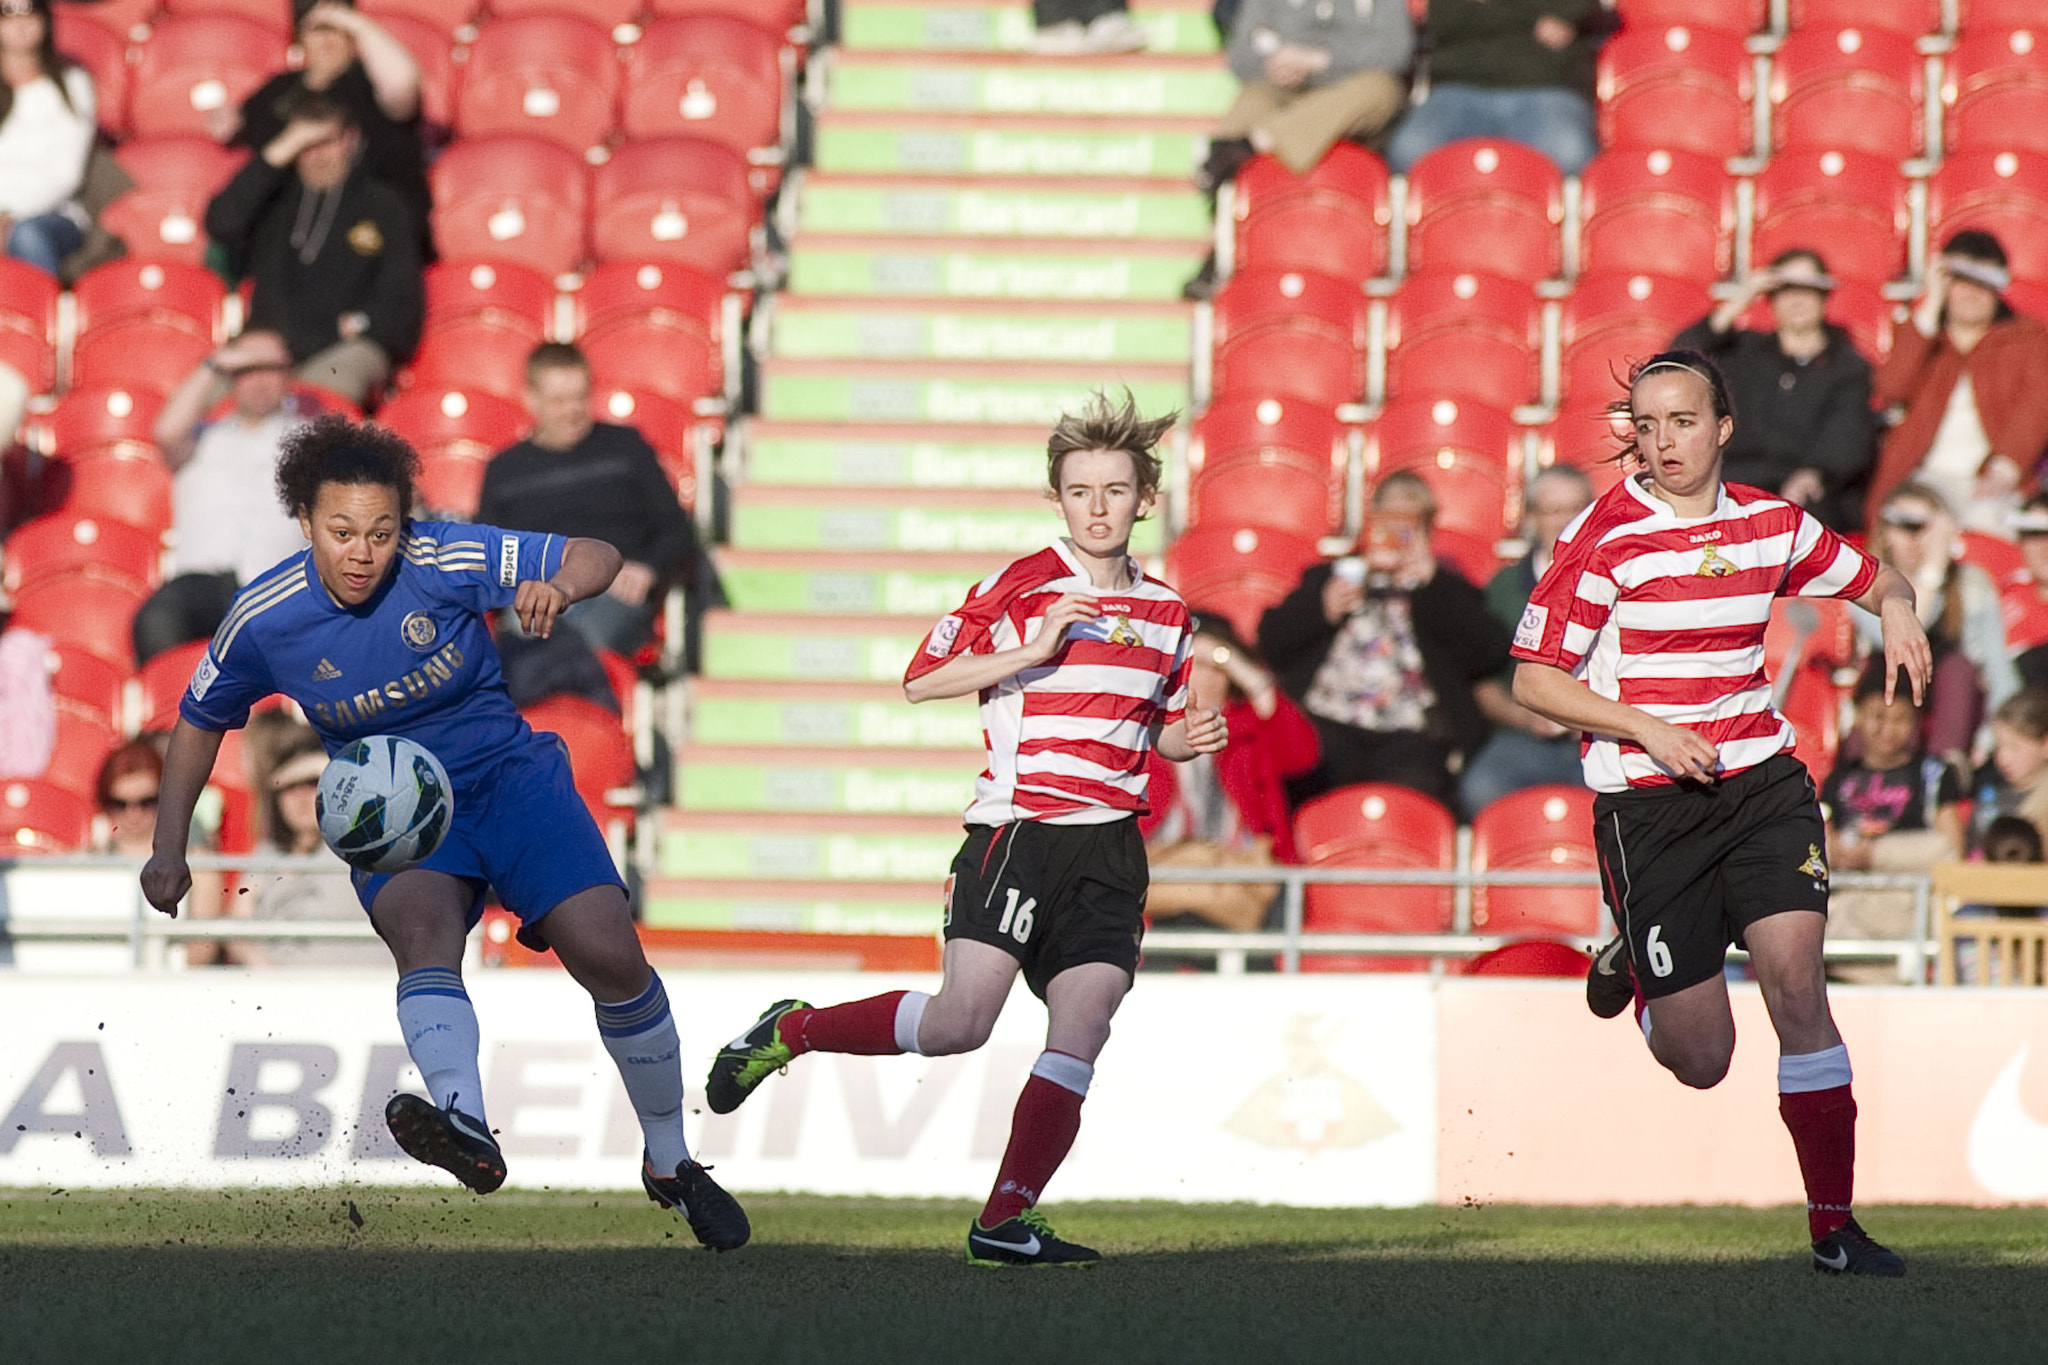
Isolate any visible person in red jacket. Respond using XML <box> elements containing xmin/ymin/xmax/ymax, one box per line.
<box><xmin>1868</xmin><ymin>229</ymin><xmax>2048</xmax><ymax>536</ymax></box>
<box><xmin>1142</xmin><ymin>611</ymin><xmax>1320</xmax><ymax>881</ymax></box>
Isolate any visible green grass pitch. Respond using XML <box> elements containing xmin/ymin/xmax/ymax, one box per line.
<box><xmin>3</xmin><ymin>1192</ymin><xmax>2045</xmax><ymax>1363</ymax></box>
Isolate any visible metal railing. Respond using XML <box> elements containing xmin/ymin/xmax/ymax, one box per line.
<box><xmin>1</xmin><ymin>854</ymin><xmax>1938</xmax><ymax>981</ymax></box>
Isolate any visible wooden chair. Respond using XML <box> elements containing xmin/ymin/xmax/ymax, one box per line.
<box><xmin>1933</xmin><ymin>863</ymin><xmax>2048</xmax><ymax>986</ymax></box>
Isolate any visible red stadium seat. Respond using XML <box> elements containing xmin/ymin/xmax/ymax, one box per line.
<box><xmin>1469</xmin><ymin>784</ymin><xmax>1602</xmax><ymax>937</ymax></box>
<box><xmin>1770</xmin><ymin>28</ymin><xmax>1925</xmax><ymax>160</ymax></box>
<box><xmin>1189</xmin><ymin>458</ymin><xmax>1340</xmax><ymax>540</ymax></box>
<box><xmin>520</xmin><ymin>694</ymin><xmax>637</xmax><ymax>826</ymax></box>
<box><xmin>1164</xmin><ymin>523</ymin><xmax>1323</xmax><ymax>642</ymax></box>
<box><xmin>374</xmin><ymin>385</ymin><xmax>528</xmax><ymax>473</ymax></box>
<box><xmin>0</xmin><ymin>256</ymin><xmax>59</xmax><ymax>395</ymax></box>
<box><xmin>415</xmin><ymin>450</ymin><xmax>491</xmax><ymax>518</ymax></box>
<box><xmin>57</xmin><ymin>0</ymin><xmax>157</xmax><ymax>36</ymax></box>
<box><xmin>454</xmin><ymin>15</ymin><xmax>619</xmax><ymax>154</ymax></box>
<box><xmin>1752</xmin><ymin>149</ymin><xmax>1911</xmax><ymax>287</ymax></box>
<box><xmin>407</xmin><ymin>314</ymin><xmax>547</xmax><ymax>402</ymax></box>
<box><xmin>1597</xmin><ymin>26</ymin><xmax>1757</xmax><ymax>160</ymax></box>
<box><xmin>158</xmin><ymin>0</ymin><xmax>293</xmax><ymax>31</ymax></box>
<box><xmin>1363</xmin><ymin>397</ymin><xmax>1523</xmax><ymax>546</ymax></box>
<box><xmin>70</xmin><ymin>314</ymin><xmax>215</xmax><ymax>396</ymax></box>
<box><xmin>1961</xmin><ymin>528</ymin><xmax>2027</xmax><ymax>584</ymax></box>
<box><xmin>71</xmin><ymin>257</ymin><xmax>225</xmax><ymax>340</ymax></box>
<box><xmin>10</xmin><ymin>570</ymin><xmax>148</xmax><ymax>671</ymax></box>
<box><xmin>1403</xmin><ymin>139</ymin><xmax>1563</xmax><ymax>282</ymax></box>
<box><xmin>1381</xmin><ymin>270</ymin><xmax>1540</xmax><ymax>411</ymax></box>
<box><xmin>1576</xmin><ymin>147</ymin><xmax>1735</xmax><ymax>283</ymax></box>
<box><xmin>428</xmin><ymin>136</ymin><xmax>590</xmax><ymax>279</ymax></box>
<box><xmin>648</xmin><ymin>0</ymin><xmax>809</xmax><ymax>30</ymax></box>
<box><xmin>41</xmin><ymin>707</ymin><xmax>120</xmax><ymax>799</ymax></box>
<box><xmin>1957</xmin><ymin>0</ymin><xmax>2048</xmax><ymax>28</ymax></box>
<box><xmin>1945</xmin><ymin>28</ymin><xmax>2048</xmax><ymax>157</ymax></box>
<box><xmin>572</xmin><ymin>259</ymin><xmax>728</xmax><ymax>335</ymax></box>
<box><xmin>136</xmin><ymin>640</ymin><xmax>211</xmax><ymax>733</ymax></box>
<box><xmin>1736</xmin><ymin>278</ymin><xmax>1898</xmax><ymax>365</ymax></box>
<box><xmin>1557</xmin><ymin>271</ymin><xmax>1712</xmax><ymax>406</ymax></box>
<box><xmin>580</xmin><ymin>316</ymin><xmax>722</xmax><ymax>407</ymax></box>
<box><xmin>101</xmin><ymin>137</ymin><xmax>245</xmax><ymax>267</ymax></box>
<box><xmin>1190</xmin><ymin>393</ymin><xmax>1347</xmax><ymax>476</ymax></box>
<box><xmin>1538</xmin><ymin>402</ymin><xmax>1634</xmax><ymax>490</ymax></box>
<box><xmin>1210</xmin><ymin>268</ymin><xmax>1367</xmax><ymax>407</ymax></box>
<box><xmin>51</xmin><ymin>5</ymin><xmax>132</xmax><ymax>138</ymax></box>
<box><xmin>1763</xmin><ymin>596</ymin><xmax>1856</xmax><ymax>687</ymax></box>
<box><xmin>423</xmin><ymin>258</ymin><xmax>557</xmax><ymax>335</ymax></box>
<box><xmin>1</xmin><ymin>513</ymin><xmax>161</xmax><ymax>597</ymax></box>
<box><xmin>357</xmin><ymin>0</ymin><xmax>478</xmax><ymax>34</ymax></box>
<box><xmin>1295</xmin><ymin>783</ymin><xmax>1458</xmax><ymax>971</ymax></box>
<box><xmin>374</xmin><ymin>12</ymin><xmax>463</xmax><ymax>134</ymax></box>
<box><xmin>1231</xmin><ymin>143</ymin><xmax>1392</xmax><ymax>284</ymax></box>
<box><xmin>32</xmin><ymin>386</ymin><xmax>165</xmax><ymax>462</ymax></box>
<box><xmin>1927</xmin><ymin>151</ymin><xmax>2048</xmax><ymax>286</ymax></box>
<box><xmin>128</xmin><ymin>15</ymin><xmax>286</xmax><ymax>140</ymax></box>
<box><xmin>1461</xmin><ymin>940</ymin><xmax>1596</xmax><ymax>977</ymax></box>
<box><xmin>493</xmin><ymin>0</ymin><xmax>642</xmax><ymax>21</ymax></box>
<box><xmin>0</xmin><ymin>780</ymin><xmax>94</xmax><ymax>854</ymax></box>
<box><xmin>590</xmin><ymin>138</ymin><xmax>757</xmax><ymax>276</ymax></box>
<box><xmin>1779</xmin><ymin>661</ymin><xmax>1846</xmax><ymax>779</ymax></box>
<box><xmin>42</xmin><ymin>641</ymin><xmax>129</xmax><ymax>732</ymax></box>
<box><xmin>1786</xmin><ymin>0</ymin><xmax>1941</xmax><ymax>36</ymax></box>
<box><xmin>1612</xmin><ymin>0</ymin><xmax>1763</xmax><ymax>36</ymax></box>
<box><xmin>33</xmin><ymin>450</ymin><xmax>175</xmax><ymax>540</ymax></box>
<box><xmin>589</xmin><ymin>385</ymin><xmax>705</xmax><ymax>505</ymax></box>
<box><xmin>621</xmin><ymin>15</ymin><xmax>789</xmax><ymax>154</ymax></box>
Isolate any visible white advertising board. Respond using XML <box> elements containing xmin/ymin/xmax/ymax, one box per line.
<box><xmin>0</xmin><ymin>973</ymin><xmax>1436</xmax><ymax>1207</ymax></box>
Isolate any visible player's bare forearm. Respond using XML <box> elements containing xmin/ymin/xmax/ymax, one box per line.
<box><xmin>550</xmin><ymin>537</ymin><xmax>624</xmax><ymax>604</ymax></box>
<box><xmin>904</xmin><ymin>647</ymin><xmax>1047</xmax><ymax>703</ymax></box>
<box><xmin>1156</xmin><ymin>707</ymin><xmax>1228</xmax><ymax>762</ymax></box>
<box><xmin>1515</xmin><ymin>661</ymin><xmax>1718</xmax><ymax>782</ymax></box>
<box><xmin>141</xmin><ymin>720</ymin><xmax>228</xmax><ymax>916</ymax></box>
<box><xmin>1852</xmin><ymin>566</ymin><xmax>1933</xmax><ymax>704</ymax></box>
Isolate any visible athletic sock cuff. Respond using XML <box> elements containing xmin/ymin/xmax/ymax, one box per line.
<box><xmin>1779</xmin><ymin>1044</ymin><xmax>1853</xmax><ymax>1094</ymax></box>
<box><xmin>595</xmin><ymin>974</ymin><xmax>672</xmax><ymax>1038</ymax></box>
<box><xmin>894</xmin><ymin>991</ymin><xmax>931</xmax><ymax>1056</ymax></box>
<box><xmin>397</xmin><ymin>967</ymin><xmax>468</xmax><ymax>1004</ymax></box>
<box><xmin>1030</xmin><ymin>1050</ymin><xmax>1094</xmax><ymax>1097</ymax></box>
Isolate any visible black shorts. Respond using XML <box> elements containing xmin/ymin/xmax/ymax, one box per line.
<box><xmin>1592</xmin><ymin>753</ymin><xmax>1830</xmax><ymax>1000</ymax></box>
<box><xmin>943</xmin><ymin>819</ymin><xmax>1148</xmax><ymax>1000</ymax></box>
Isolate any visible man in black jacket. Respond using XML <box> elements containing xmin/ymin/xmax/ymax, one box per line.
<box><xmin>204</xmin><ymin>88</ymin><xmax>422</xmax><ymax>404</ymax></box>
<box><xmin>478</xmin><ymin>343</ymin><xmax>701</xmax><ymax>660</ymax></box>
<box><xmin>1672</xmin><ymin>249</ymin><xmax>1877</xmax><ymax>532</ymax></box>
<box><xmin>1257</xmin><ymin>472</ymin><xmax>1512</xmax><ymax>808</ymax></box>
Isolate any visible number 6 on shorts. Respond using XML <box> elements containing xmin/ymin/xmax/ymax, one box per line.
<box><xmin>1646</xmin><ymin>924</ymin><xmax>1674</xmax><ymax>978</ymax></box>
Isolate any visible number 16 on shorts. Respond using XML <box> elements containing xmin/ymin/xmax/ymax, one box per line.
<box><xmin>997</xmin><ymin>888</ymin><xmax>1036</xmax><ymax>944</ymax></box>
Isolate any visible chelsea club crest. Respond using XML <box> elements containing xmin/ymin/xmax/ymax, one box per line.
<box><xmin>401</xmin><ymin>611</ymin><xmax>438</xmax><ymax>652</ymax></box>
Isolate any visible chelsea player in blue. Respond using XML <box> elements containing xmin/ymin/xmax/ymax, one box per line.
<box><xmin>139</xmin><ymin>416</ymin><xmax>749</xmax><ymax>1250</ymax></box>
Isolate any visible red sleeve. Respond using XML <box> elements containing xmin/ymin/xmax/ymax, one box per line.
<box><xmin>902</xmin><ymin>556</ymin><xmax>1044</xmax><ymax>685</ymax></box>
<box><xmin>1781</xmin><ymin>507</ymin><xmax>1880</xmax><ymax>601</ymax></box>
<box><xmin>1237</xmin><ymin>692</ymin><xmax>1322</xmax><ymax>779</ymax></box>
<box><xmin>1507</xmin><ymin>520</ymin><xmax>1616</xmax><ymax>673</ymax></box>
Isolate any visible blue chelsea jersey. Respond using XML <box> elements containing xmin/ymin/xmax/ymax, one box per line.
<box><xmin>180</xmin><ymin>521</ymin><xmax>568</xmax><ymax>789</ymax></box>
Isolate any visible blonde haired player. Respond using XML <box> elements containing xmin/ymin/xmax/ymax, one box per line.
<box><xmin>704</xmin><ymin>391</ymin><xmax>1227</xmax><ymax>1266</ymax></box>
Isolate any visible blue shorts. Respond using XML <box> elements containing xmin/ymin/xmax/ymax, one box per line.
<box><xmin>352</xmin><ymin>733</ymin><xmax>626</xmax><ymax>940</ymax></box>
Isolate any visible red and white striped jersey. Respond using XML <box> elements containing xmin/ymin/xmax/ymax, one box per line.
<box><xmin>905</xmin><ymin>541</ymin><xmax>1193</xmax><ymax>826</ymax></box>
<box><xmin>1510</xmin><ymin>476</ymin><xmax>1879</xmax><ymax>792</ymax></box>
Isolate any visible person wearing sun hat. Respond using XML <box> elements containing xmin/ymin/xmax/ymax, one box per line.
<box><xmin>1673</xmin><ymin>247</ymin><xmax>1877</xmax><ymax>533</ymax></box>
<box><xmin>244</xmin><ymin>725</ymin><xmax>390</xmax><ymax>968</ymax></box>
<box><xmin>1869</xmin><ymin>228</ymin><xmax>2048</xmax><ymax>536</ymax></box>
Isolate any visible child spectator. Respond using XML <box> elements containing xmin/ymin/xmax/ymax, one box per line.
<box><xmin>1970</xmin><ymin>687</ymin><xmax>2048</xmax><ymax>856</ymax></box>
<box><xmin>2001</xmin><ymin>493</ymin><xmax>2048</xmax><ymax>689</ymax></box>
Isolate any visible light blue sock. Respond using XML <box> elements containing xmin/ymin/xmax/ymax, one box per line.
<box><xmin>396</xmin><ymin>968</ymin><xmax>486</xmax><ymax>1124</ymax></box>
<box><xmin>596</xmin><ymin>973</ymin><xmax>690</xmax><ymax>1175</ymax></box>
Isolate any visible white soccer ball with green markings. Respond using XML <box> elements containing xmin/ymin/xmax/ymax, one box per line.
<box><xmin>316</xmin><ymin>735</ymin><xmax>454</xmax><ymax>874</ymax></box>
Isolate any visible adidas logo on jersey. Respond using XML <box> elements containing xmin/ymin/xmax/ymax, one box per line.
<box><xmin>313</xmin><ymin>658</ymin><xmax>343</xmax><ymax>681</ymax></box>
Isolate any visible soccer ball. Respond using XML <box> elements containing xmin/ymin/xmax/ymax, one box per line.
<box><xmin>316</xmin><ymin>735</ymin><xmax>455</xmax><ymax>874</ymax></box>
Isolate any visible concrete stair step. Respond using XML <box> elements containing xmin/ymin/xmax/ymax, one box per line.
<box><xmin>700</xmin><ymin>610</ymin><xmax>933</xmax><ymax>681</ymax></box>
<box><xmin>676</xmin><ymin>744</ymin><xmax>978</xmax><ymax>815</ymax></box>
<box><xmin>826</xmin><ymin>50</ymin><xmax>1235</xmax><ymax>117</ymax></box>
<box><xmin>838</xmin><ymin>0</ymin><xmax>1219</xmax><ymax>55</ymax></box>
<box><xmin>814</xmin><ymin>116</ymin><xmax>1206</xmax><ymax>179</ymax></box>
<box><xmin>714</xmin><ymin>552</ymin><xmax>994</xmax><ymax>616</ymax></box>
<box><xmin>658</xmin><ymin>803</ymin><xmax>965</xmax><ymax>880</ymax></box>
<box><xmin>768</xmin><ymin>295</ymin><xmax>1193</xmax><ymax>363</ymax></box>
<box><xmin>690</xmin><ymin>678</ymin><xmax>981</xmax><ymax>749</ymax></box>
<box><xmin>640</xmin><ymin>879</ymin><xmax>941</xmax><ymax>935</ymax></box>
<box><xmin>758</xmin><ymin>357</ymin><xmax>1189</xmax><ymax>425</ymax></box>
<box><xmin>727</xmin><ymin>482</ymin><xmax>1164</xmax><ymax>555</ymax></box>
<box><xmin>787</xmin><ymin>234</ymin><xmax>1205</xmax><ymax>300</ymax></box>
<box><xmin>744</xmin><ymin>421</ymin><xmax>1050</xmax><ymax>489</ymax></box>
<box><xmin>795</xmin><ymin>175</ymin><xmax>1210</xmax><ymax>240</ymax></box>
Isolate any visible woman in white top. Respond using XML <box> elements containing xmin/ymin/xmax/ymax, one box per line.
<box><xmin>0</xmin><ymin>0</ymin><xmax>96</xmax><ymax>278</ymax></box>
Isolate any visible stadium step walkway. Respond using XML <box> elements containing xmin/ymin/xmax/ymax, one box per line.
<box><xmin>676</xmin><ymin>0</ymin><xmax>1221</xmax><ymax>935</ymax></box>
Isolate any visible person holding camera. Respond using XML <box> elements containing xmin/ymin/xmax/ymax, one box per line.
<box><xmin>1256</xmin><ymin>471</ymin><xmax>1512</xmax><ymax>808</ymax></box>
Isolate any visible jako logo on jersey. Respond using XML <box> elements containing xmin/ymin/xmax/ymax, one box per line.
<box><xmin>309</xmin><ymin>642</ymin><xmax>466</xmax><ymax>729</ymax></box>
<box><xmin>1688</xmin><ymin>530</ymin><xmax>1724</xmax><ymax>543</ymax></box>
<box><xmin>498</xmin><ymin>535</ymin><xmax>519</xmax><ymax>588</ymax></box>
<box><xmin>401</xmin><ymin>611</ymin><xmax>438</xmax><ymax>651</ymax></box>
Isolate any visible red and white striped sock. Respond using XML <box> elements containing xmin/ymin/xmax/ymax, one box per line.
<box><xmin>1778</xmin><ymin>1044</ymin><xmax>1857</xmax><ymax>1241</ymax></box>
<box><xmin>978</xmin><ymin>1051</ymin><xmax>1092</xmax><ymax>1228</ymax></box>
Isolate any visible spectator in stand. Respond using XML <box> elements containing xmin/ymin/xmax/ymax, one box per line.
<box><xmin>130</xmin><ymin>331</ymin><xmax>310</xmax><ymax>667</ymax></box>
<box><xmin>2003</xmin><ymin>494</ymin><xmax>2048</xmax><ymax>691</ymax></box>
<box><xmin>1210</xmin><ymin>0</ymin><xmax>1413</xmax><ymax>177</ymax></box>
<box><xmin>219</xmin><ymin>0</ymin><xmax>431</xmax><ymax>258</ymax></box>
<box><xmin>1258</xmin><ymin>470</ymin><xmax>1510</xmax><ymax>809</ymax></box>
<box><xmin>1385</xmin><ymin>0</ymin><xmax>1599</xmax><ymax>176</ymax></box>
<box><xmin>1970</xmin><ymin>688</ymin><xmax>2048</xmax><ymax>856</ymax></box>
<box><xmin>1461</xmin><ymin>464</ymin><xmax>1592</xmax><ymax>816</ymax></box>
<box><xmin>1672</xmin><ymin>249</ymin><xmax>1877</xmax><ymax>533</ymax></box>
<box><xmin>244</xmin><ymin>723</ymin><xmax>387</xmax><ymax>967</ymax></box>
<box><xmin>1869</xmin><ymin>229</ymin><xmax>2048</xmax><ymax>537</ymax></box>
<box><xmin>1141</xmin><ymin>610</ymin><xmax>1320</xmax><ymax>931</ymax></box>
<box><xmin>1031</xmin><ymin>0</ymin><xmax>1147</xmax><ymax>53</ymax></box>
<box><xmin>0</xmin><ymin>0</ymin><xmax>95</xmax><ymax>278</ymax></box>
<box><xmin>93</xmin><ymin>738</ymin><xmax>239</xmax><ymax>963</ymax></box>
<box><xmin>478</xmin><ymin>343</ymin><xmax>702</xmax><ymax>662</ymax></box>
<box><xmin>1822</xmin><ymin>663</ymin><xmax>1965</xmax><ymax>980</ymax></box>
<box><xmin>205</xmin><ymin>88</ymin><xmax>423</xmax><ymax>405</ymax></box>
<box><xmin>1858</xmin><ymin>481</ymin><xmax>2017</xmax><ymax>770</ymax></box>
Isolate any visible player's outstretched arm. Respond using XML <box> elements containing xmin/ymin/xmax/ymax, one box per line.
<box><xmin>904</xmin><ymin>592</ymin><xmax>1099</xmax><ymax>703</ymax></box>
<box><xmin>1156</xmin><ymin>706</ymin><xmax>1228</xmax><ymax>762</ymax></box>
<box><xmin>140</xmin><ymin>719</ymin><xmax>228</xmax><ymax>918</ymax></box>
<box><xmin>515</xmin><ymin>536</ymin><xmax>624</xmax><ymax>639</ymax></box>
<box><xmin>1514</xmin><ymin>661</ymin><xmax>1721</xmax><ymax>784</ymax></box>
<box><xmin>1850</xmin><ymin>564</ymin><xmax>1932</xmax><ymax>706</ymax></box>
